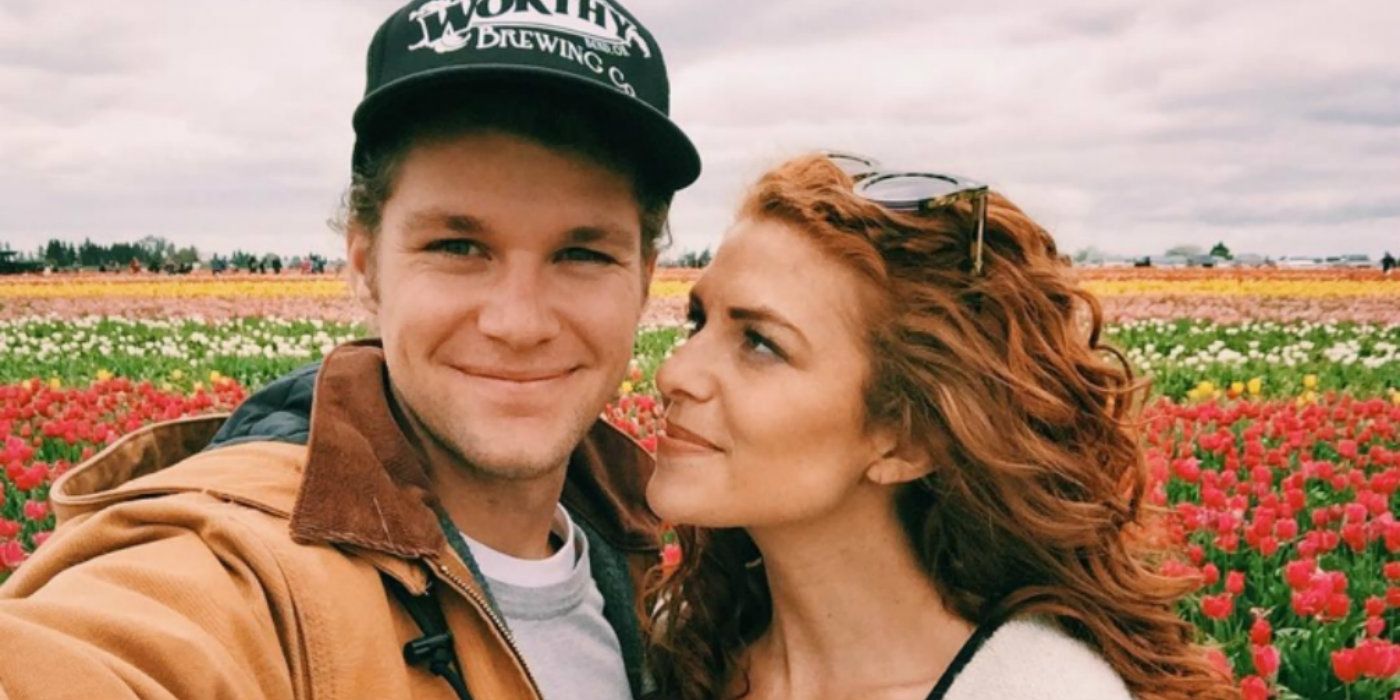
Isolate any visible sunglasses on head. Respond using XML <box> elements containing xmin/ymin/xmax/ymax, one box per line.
<box><xmin>822</xmin><ymin>151</ymin><xmax>989</xmax><ymax>276</ymax></box>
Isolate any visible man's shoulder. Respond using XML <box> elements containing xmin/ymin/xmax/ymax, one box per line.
<box><xmin>206</xmin><ymin>361</ymin><xmax>322</xmax><ymax>450</ymax></box>
<box><xmin>947</xmin><ymin>617</ymin><xmax>1132</xmax><ymax>700</ymax></box>
<box><xmin>54</xmin><ymin>416</ymin><xmax>310</xmax><ymax>525</ymax></box>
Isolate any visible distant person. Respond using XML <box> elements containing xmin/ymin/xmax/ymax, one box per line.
<box><xmin>1383</xmin><ymin>251</ymin><xmax>1395</xmax><ymax>274</ymax></box>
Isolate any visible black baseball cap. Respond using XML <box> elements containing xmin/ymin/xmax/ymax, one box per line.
<box><xmin>352</xmin><ymin>0</ymin><xmax>701</xmax><ymax>191</ymax></box>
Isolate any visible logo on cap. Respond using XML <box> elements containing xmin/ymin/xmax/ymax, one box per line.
<box><xmin>408</xmin><ymin>0</ymin><xmax>651</xmax><ymax>59</ymax></box>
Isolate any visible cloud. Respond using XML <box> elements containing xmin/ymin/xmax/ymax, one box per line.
<box><xmin>1</xmin><ymin>0</ymin><xmax>1397</xmax><ymax>260</ymax></box>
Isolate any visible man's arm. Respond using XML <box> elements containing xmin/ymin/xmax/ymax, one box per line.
<box><xmin>0</xmin><ymin>497</ymin><xmax>299</xmax><ymax>699</ymax></box>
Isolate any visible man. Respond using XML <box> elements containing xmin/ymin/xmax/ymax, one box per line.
<box><xmin>0</xmin><ymin>0</ymin><xmax>698</xmax><ymax>698</ymax></box>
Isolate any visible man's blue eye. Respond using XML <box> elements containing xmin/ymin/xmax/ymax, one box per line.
<box><xmin>559</xmin><ymin>248</ymin><xmax>615</xmax><ymax>264</ymax></box>
<box><xmin>431</xmin><ymin>240</ymin><xmax>482</xmax><ymax>256</ymax></box>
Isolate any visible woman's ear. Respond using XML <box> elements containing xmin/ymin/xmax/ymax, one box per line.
<box><xmin>863</xmin><ymin>427</ymin><xmax>934</xmax><ymax>486</ymax></box>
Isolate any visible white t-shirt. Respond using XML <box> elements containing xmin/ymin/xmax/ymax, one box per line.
<box><xmin>461</xmin><ymin>505</ymin><xmax>631</xmax><ymax>700</ymax></box>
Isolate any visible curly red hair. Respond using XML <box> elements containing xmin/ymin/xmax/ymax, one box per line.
<box><xmin>643</xmin><ymin>154</ymin><xmax>1236</xmax><ymax>700</ymax></box>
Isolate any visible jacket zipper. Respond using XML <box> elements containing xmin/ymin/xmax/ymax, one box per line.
<box><xmin>428</xmin><ymin>557</ymin><xmax>545</xmax><ymax>700</ymax></box>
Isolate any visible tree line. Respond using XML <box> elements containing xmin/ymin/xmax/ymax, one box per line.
<box><xmin>3</xmin><ymin>237</ymin><xmax>323</xmax><ymax>273</ymax></box>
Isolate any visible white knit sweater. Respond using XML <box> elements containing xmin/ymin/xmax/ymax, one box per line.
<box><xmin>943</xmin><ymin>617</ymin><xmax>1134</xmax><ymax>700</ymax></box>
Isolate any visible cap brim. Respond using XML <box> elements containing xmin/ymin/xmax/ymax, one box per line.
<box><xmin>352</xmin><ymin>65</ymin><xmax>701</xmax><ymax>191</ymax></box>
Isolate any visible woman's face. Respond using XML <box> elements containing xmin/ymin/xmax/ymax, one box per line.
<box><xmin>648</xmin><ymin>217</ymin><xmax>891</xmax><ymax>528</ymax></box>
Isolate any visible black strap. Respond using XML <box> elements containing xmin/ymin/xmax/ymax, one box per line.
<box><xmin>924</xmin><ymin>614</ymin><xmax>1010</xmax><ymax>700</ymax></box>
<box><xmin>383</xmin><ymin>573</ymin><xmax>474</xmax><ymax>700</ymax></box>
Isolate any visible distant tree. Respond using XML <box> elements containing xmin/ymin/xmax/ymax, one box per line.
<box><xmin>675</xmin><ymin>248</ymin><xmax>712</xmax><ymax>268</ymax></box>
<box><xmin>230</xmin><ymin>250</ymin><xmax>257</xmax><ymax>270</ymax></box>
<box><xmin>1209</xmin><ymin>241</ymin><xmax>1233</xmax><ymax>260</ymax></box>
<box><xmin>42</xmin><ymin>239</ymin><xmax>78</xmax><ymax>267</ymax></box>
<box><xmin>1072</xmin><ymin>246</ymin><xmax>1104</xmax><ymax>263</ymax></box>
<box><xmin>1165</xmin><ymin>244</ymin><xmax>1204</xmax><ymax>258</ymax></box>
<box><xmin>172</xmin><ymin>245</ymin><xmax>201</xmax><ymax>266</ymax></box>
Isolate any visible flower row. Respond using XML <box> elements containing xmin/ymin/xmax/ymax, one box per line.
<box><xmin>1145</xmin><ymin>394</ymin><xmax>1400</xmax><ymax>698</ymax></box>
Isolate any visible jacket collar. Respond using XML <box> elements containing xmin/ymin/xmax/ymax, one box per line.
<box><xmin>289</xmin><ymin>340</ymin><xmax>659</xmax><ymax>560</ymax></box>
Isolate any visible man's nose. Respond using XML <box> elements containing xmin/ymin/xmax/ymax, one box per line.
<box><xmin>476</xmin><ymin>264</ymin><xmax>561</xmax><ymax>349</ymax></box>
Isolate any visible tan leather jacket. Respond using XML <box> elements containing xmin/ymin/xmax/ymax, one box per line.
<box><xmin>0</xmin><ymin>342</ymin><xmax>660</xmax><ymax>699</ymax></box>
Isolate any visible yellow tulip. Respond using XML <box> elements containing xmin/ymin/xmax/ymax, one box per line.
<box><xmin>1229</xmin><ymin>381</ymin><xmax>1245</xmax><ymax>397</ymax></box>
<box><xmin>1303</xmin><ymin>374</ymin><xmax>1318</xmax><ymax>390</ymax></box>
<box><xmin>192</xmin><ymin>381</ymin><xmax>205</xmax><ymax>392</ymax></box>
<box><xmin>1247</xmin><ymin>377</ymin><xmax>1262</xmax><ymax>396</ymax></box>
<box><xmin>21</xmin><ymin>379</ymin><xmax>33</xmax><ymax>392</ymax></box>
<box><xmin>48</xmin><ymin>377</ymin><xmax>62</xmax><ymax>390</ymax></box>
<box><xmin>170</xmin><ymin>369</ymin><xmax>185</xmax><ymax>381</ymax></box>
<box><xmin>95</xmin><ymin>369</ymin><xmax>113</xmax><ymax>382</ymax></box>
<box><xmin>619</xmin><ymin>381</ymin><xmax>634</xmax><ymax>395</ymax></box>
<box><xmin>209</xmin><ymin>370</ymin><xmax>224</xmax><ymax>382</ymax></box>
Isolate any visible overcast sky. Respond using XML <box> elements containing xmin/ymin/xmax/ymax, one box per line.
<box><xmin>2</xmin><ymin>1</ymin><xmax>1398</xmax><ymax>260</ymax></box>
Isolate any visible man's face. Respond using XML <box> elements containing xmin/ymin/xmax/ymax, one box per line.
<box><xmin>349</xmin><ymin>130</ymin><xmax>654</xmax><ymax>479</ymax></box>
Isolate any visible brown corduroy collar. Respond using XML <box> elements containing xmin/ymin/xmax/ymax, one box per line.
<box><xmin>288</xmin><ymin>340</ymin><xmax>659</xmax><ymax>560</ymax></box>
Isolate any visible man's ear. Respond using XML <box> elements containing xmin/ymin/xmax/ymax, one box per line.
<box><xmin>346</xmin><ymin>225</ymin><xmax>379</xmax><ymax>314</ymax></box>
<box><xmin>863</xmin><ymin>427</ymin><xmax>934</xmax><ymax>486</ymax></box>
<box><xmin>641</xmin><ymin>250</ymin><xmax>658</xmax><ymax>303</ymax></box>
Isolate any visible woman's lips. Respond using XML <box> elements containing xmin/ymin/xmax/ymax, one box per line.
<box><xmin>659</xmin><ymin>421</ymin><xmax>721</xmax><ymax>455</ymax></box>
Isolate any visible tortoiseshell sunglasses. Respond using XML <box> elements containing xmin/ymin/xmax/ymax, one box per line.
<box><xmin>823</xmin><ymin>151</ymin><xmax>989</xmax><ymax>276</ymax></box>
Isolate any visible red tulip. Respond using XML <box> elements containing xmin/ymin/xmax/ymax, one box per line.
<box><xmin>1202</xmin><ymin>562</ymin><xmax>1221</xmax><ymax>587</ymax></box>
<box><xmin>1205</xmin><ymin>647</ymin><xmax>1233</xmax><ymax>679</ymax></box>
<box><xmin>1252</xmin><ymin>644</ymin><xmax>1280</xmax><ymax>678</ymax></box>
<box><xmin>1344</xmin><ymin>502</ymin><xmax>1368</xmax><ymax>523</ymax></box>
<box><xmin>1367</xmin><ymin>616</ymin><xmax>1386</xmax><ymax>638</ymax></box>
<box><xmin>1386</xmin><ymin>561</ymin><xmax>1400</xmax><ymax>581</ymax></box>
<box><xmin>1333</xmin><ymin>649</ymin><xmax>1361</xmax><ymax>683</ymax></box>
<box><xmin>1187</xmin><ymin>544</ymin><xmax>1205</xmax><ymax>566</ymax></box>
<box><xmin>1174</xmin><ymin>457</ymin><xmax>1201</xmax><ymax>483</ymax></box>
<box><xmin>1355</xmin><ymin>640</ymin><xmax>1400</xmax><ymax>679</ymax></box>
<box><xmin>1226</xmin><ymin>570</ymin><xmax>1246</xmax><ymax>595</ymax></box>
<box><xmin>0</xmin><ymin>540</ymin><xmax>25</xmax><ymax>571</ymax></box>
<box><xmin>1338</xmin><ymin>439</ymin><xmax>1358</xmax><ymax>460</ymax></box>
<box><xmin>1250</xmin><ymin>617</ymin><xmax>1273</xmax><ymax>646</ymax></box>
<box><xmin>1284</xmin><ymin>559</ymin><xmax>1314</xmax><ymax>589</ymax></box>
<box><xmin>1239</xmin><ymin>675</ymin><xmax>1268</xmax><ymax>700</ymax></box>
<box><xmin>1366</xmin><ymin>596</ymin><xmax>1387</xmax><ymax>617</ymax></box>
<box><xmin>0</xmin><ymin>518</ymin><xmax>19</xmax><ymax>538</ymax></box>
<box><xmin>1201</xmin><ymin>593</ymin><xmax>1234</xmax><ymax>620</ymax></box>
<box><xmin>1326</xmin><ymin>592</ymin><xmax>1352</xmax><ymax>619</ymax></box>
<box><xmin>22</xmin><ymin>499</ymin><xmax>49</xmax><ymax>522</ymax></box>
<box><xmin>1257</xmin><ymin>536</ymin><xmax>1279</xmax><ymax>556</ymax></box>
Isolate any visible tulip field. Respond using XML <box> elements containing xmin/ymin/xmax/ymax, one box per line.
<box><xmin>3</xmin><ymin>268</ymin><xmax>1399</xmax><ymax>698</ymax></box>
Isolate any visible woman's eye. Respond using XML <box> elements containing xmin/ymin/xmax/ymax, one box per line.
<box><xmin>429</xmin><ymin>239</ymin><xmax>483</xmax><ymax>256</ymax></box>
<box><xmin>742</xmin><ymin>328</ymin><xmax>782</xmax><ymax>359</ymax></box>
<box><xmin>558</xmin><ymin>248</ymin><xmax>616</xmax><ymax>264</ymax></box>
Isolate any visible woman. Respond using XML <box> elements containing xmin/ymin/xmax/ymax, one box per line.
<box><xmin>643</xmin><ymin>154</ymin><xmax>1234</xmax><ymax>699</ymax></box>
